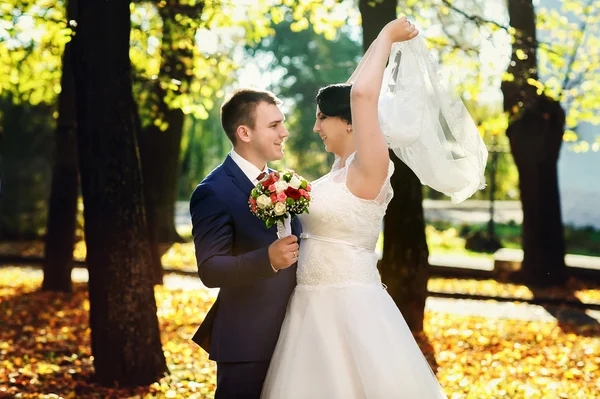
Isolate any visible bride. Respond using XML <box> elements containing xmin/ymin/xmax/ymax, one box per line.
<box><xmin>261</xmin><ymin>15</ymin><xmax>486</xmax><ymax>398</ymax></box>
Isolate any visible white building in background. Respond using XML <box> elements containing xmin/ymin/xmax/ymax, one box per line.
<box><xmin>558</xmin><ymin>124</ymin><xmax>600</xmax><ymax>229</ymax></box>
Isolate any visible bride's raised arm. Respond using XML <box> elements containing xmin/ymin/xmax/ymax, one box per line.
<box><xmin>347</xmin><ymin>17</ymin><xmax>418</xmax><ymax>200</ymax></box>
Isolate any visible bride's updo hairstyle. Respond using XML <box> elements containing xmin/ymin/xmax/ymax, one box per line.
<box><xmin>315</xmin><ymin>83</ymin><xmax>353</xmax><ymax>124</ymax></box>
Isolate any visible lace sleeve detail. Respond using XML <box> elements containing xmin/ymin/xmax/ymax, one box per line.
<box><xmin>375</xmin><ymin>160</ymin><xmax>395</xmax><ymax>206</ymax></box>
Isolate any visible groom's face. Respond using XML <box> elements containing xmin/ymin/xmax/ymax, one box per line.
<box><xmin>248</xmin><ymin>102</ymin><xmax>289</xmax><ymax>162</ymax></box>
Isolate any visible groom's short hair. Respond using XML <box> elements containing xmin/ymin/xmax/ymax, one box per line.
<box><xmin>221</xmin><ymin>88</ymin><xmax>282</xmax><ymax>144</ymax></box>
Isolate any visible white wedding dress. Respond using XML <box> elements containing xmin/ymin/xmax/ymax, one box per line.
<box><xmin>261</xmin><ymin>153</ymin><xmax>448</xmax><ymax>399</ymax></box>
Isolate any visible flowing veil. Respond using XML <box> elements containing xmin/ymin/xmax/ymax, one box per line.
<box><xmin>378</xmin><ymin>36</ymin><xmax>488</xmax><ymax>203</ymax></box>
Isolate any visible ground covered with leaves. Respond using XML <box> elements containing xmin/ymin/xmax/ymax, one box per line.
<box><xmin>2</xmin><ymin>267</ymin><xmax>600</xmax><ymax>398</ymax></box>
<box><xmin>428</xmin><ymin>277</ymin><xmax>600</xmax><ymax>305</ymax></box>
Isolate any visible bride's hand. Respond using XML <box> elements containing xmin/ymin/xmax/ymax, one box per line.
<box><xmin>380</xmin><ymin>16</ymin><xmax>419</xmax><ymax>43</ymax></box>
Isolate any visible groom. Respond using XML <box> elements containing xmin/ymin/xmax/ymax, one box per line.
<box><xmin>190</xmin><ymin>88</ymin><xmax>302</xmax><ymax>398</ymax></box>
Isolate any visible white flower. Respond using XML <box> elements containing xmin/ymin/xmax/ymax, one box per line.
<box><xmin>257</xmin><ymin>194</ymin><xmax>271</xmax><ymax>209</ymax></box>
<box><xmin>274</xmin><ymin>180</ymin><xmax>289</xmax><ymax>193</ymax></box>
<box><xmin>289</xmin><ymin>175</ymin><xmax>302</xmax><ymax>189</ymax></box>
<box><xmin>274</xmin><ymin>202</ymin><xmax>287</xmax><ymax>216</ymax></box>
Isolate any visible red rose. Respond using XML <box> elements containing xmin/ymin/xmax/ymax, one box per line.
<box><xmin>285</xmin><ymin>187</ymin><xmax>302</xmax><ymax>200</ymax></box>
<box><xmin>250</xmin><ymin>198</ymin><xmax>257</xmax><ymax>206</ymax></box>
<box><xmin>270</xmin><ymin>194</ymin><xmax>278</xmax><ymax>203</ymax></box>
<box><xmin>263</xmin><ymin>177</ymin><xmax>275</xmax><ymax>188</ymax></box>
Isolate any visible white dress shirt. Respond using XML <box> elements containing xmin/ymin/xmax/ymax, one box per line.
<box><xmin>229</xmin><ymin>149</ymin><xmax>268</xmax><ymax>186</ymax></box>
<box><xmin>229</xmin><ymin>149</ymin><xmax>279</xmax><ymax>273</ymax></box>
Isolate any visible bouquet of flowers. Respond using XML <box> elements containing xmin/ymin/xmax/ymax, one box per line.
<box><xmin>249</xmin><ymin>169</ymin><xmax>312</xmax><ymax>238</ymax></box>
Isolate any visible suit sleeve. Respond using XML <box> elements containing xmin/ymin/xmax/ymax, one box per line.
<box><xmin>190</xmin><ymin>184</ymin><xmax>275</xmax><ymax>288</ymax></box>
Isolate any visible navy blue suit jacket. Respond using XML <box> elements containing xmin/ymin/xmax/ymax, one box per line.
<box><xmin>190</xmin><ymin>155</ymin><xmax>301</xmax><ymax>362</ymax></box>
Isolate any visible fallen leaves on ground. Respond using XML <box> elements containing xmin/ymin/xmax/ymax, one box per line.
<box><xmin>1</xmin><ymin>267</ymin><xmax>600</xmax><ymax>398</ymax></box>
<box><xmin>160</xmin><ymin>243</ymin><xmax>197</xmax><ymax>272</ymax></box>
<box><xmin>428</xmin><ymin>278</ymin><xmax>600</xmax><ymax>305</ymax></box>
<box><xmin>1</xmin><ymin>267</ymin><xmax>214</xmax><ymax>398</ymax></box>
<box><xmin>424</xmin><ymin>313</ymin><xmax>600</xmax><ymax>398</ymax></box>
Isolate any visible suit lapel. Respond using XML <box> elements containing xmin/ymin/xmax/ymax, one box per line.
<box><xmin>223</xmin><ymin>155</ymin><xmax>256</xmax><ymax>196</ymax></box>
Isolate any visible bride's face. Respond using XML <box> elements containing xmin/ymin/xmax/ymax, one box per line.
<box><xmin>313</xmin><ymin>106</ymin><xmax>351</xmax><ymax>155</ymax></box>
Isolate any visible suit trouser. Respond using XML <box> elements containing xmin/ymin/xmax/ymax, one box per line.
<box><xmin>215</xmin><ymin>361</ymin><xmax>271</xmax><ymax>399</ymax></box>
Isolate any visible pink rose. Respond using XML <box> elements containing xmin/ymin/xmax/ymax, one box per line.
<box><xmin>251</xmin><ymin>205</ymin><xmax>257</xmax><ymax>213</ymax></box>
<box><xmin>250</xmin><ymin>198</ymin><xmax>257</xmax><ymax>206</ymax></box>
<box><xmin>270</xmin><ymin>194</ymin><xmax>278</xmax><ymax>203</ymax></box>
<box><xmin>268</xmin><ymin>184</ymin><xmax>276</xmax><ymax>193</ymax></box>
<box><xmin>306</xmin><ymin>184</ymin><xmax>312</xmax><ymax>192</ymax></box>
<box><xmin>277</xmin><ymin>192</ymin><xmax>287</xmax><ymax>202</ymax></box>
<box><xmin>299</xmin><ymin>189</ymin><xmax>307</xmax><ymax>197</ymax></box>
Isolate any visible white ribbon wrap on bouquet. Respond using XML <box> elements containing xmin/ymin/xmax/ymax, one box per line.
<box><xmin>378</xmin><ymin>36</ymin><xmax>488</xmax><ymax>203</ymax></box>
<box><xmin>276</xmin><ymin>213</ymin><xmax>292</xmax><ymax>239</ymax></box>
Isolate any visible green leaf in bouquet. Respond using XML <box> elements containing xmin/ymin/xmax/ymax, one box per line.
<box><xmin>286</xmin><ymin>198</ymin><xmax>294</xmax><ymax>205</ymax></box>
<box><xmin>300</xmin><ymin>180</ymin><xmax>308</xmax><ymax>189</ymax></box>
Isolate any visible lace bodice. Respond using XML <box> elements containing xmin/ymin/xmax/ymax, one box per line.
<box><xmin>296</xmin><ymin>153</ymin><xmax>394</xmax><ymax>288</ymax></box>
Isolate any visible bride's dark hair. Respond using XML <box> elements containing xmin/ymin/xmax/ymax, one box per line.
<box><xmin>316</xmin><ymin>83</ymin><xmax>352</xmax><ymax>124</ymax></box>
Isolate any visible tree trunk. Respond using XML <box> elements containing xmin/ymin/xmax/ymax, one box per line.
<box><xmin>381</xmin><ymin>154</ymin><xmax>429</xmax><ymax>332</ymax></box>
<box><xmin>506</xmin><ymin>99</ymin><xmax>567</xmax><ymax>286</ymax></box>
<box><xmin>0</xmin><ymin>100</ymin><xmax>54</xmax><ymax>240</ymax></box>
<box><xmin>359</xmin><ymin>0</ymin><xmax>429</xmax><ymax>332</ymax></box>
<box><xmin>138</xmin><ymin>3</ymin><xmax>203</xmax><ymax>247</ymax></box>
<box><xmin>135</xmin><ymin>106</ymin><xmax>164</xmax><ymax>286</ymax></box>
<box><xmin>137</xmin><ymin>3</ymin><xmax>203</xmax><ymax>283</ymax></box>
<box><xmin>138</xmin><ymin>109</ymin><xmax>183</xmax><ymax>245</ymax></box>
<box><xmin>501</xmin><ymin>0</ymin><xmax>567</xmax><ymax>287</ymax></box>
<box><xmin>42</xmin><ymin>0</ymin><xmax>79</xmax><ymax>293</ymax></box>
<box><xmin>73</xmin><ymin>0</ymin><xmax>167</xmax><ymax>386</ymax></box>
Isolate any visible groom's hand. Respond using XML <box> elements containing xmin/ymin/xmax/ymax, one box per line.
<box><xmin>269</xmin><ymin>235</ymin><xmax>299</xmax><ymax>271</ymax></box>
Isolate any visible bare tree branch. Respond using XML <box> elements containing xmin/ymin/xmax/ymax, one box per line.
<box><xmin>425</xmin><ymin>37</ymin><xmax>479</xmax><ymax>55</ymax></box>
<box><xmin>440</xmin><ymin>0</ymin><xmax>509</xmax><ymax>32</ymax></box>
<box><xmin>440</xmin><ymin>0</ymin><xmax>565</xmax><ymax>57</ymax></box>
<box><xmin>559</xmin><ymin>0</ymin><xmax>595</xmax><ymax>97</ymax></box>
<box><xmin>434</xmin><ymin>6</ymin><xmax>468</xmax><ymax>49</ymax></box>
